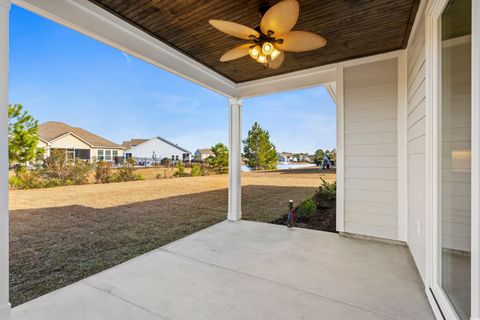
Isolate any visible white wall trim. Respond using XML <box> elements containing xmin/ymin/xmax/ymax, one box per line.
<box><xmin>236</xmin><ymin>50</ymin><xmax>405</xmax><ymax>98</ymax></box>
<box><xmin>13</xmin><ymin>0</ymin><xmax>238</xmax><ymax>98</ymax></box>
<box><xmin>426</xmin><ymin>288</ymin><xmax>448</xmax><ymax>320</ymax></box>
<box><xmin>0</xmin><ymin>1</ymin><xmax>10</xmax><ymax>319</ymax></box>
<box><xmin>236</xmin><ymin>64</ymin><xmax>336</xmax><ymax>98</ymax></box>
<box><xmin>398</xmin><ymin>51</ymin><xmax>408</xmax><ymax>242</ymax></box>
<box><xmin>335</xmin><ymin>64</ymin><xmax>344</xmax><ymax>232</ymax></box>
<box><xmin>340</xmin><ymin>50</ymin><xmax>404</xmax><ymax>68</ymax></box>
<box><xmin>425</xmin><ymin>0</ymin><xmax>435</xmax><ymax>296</ymax></box>
<box><xmin>408</xmin><ymin>0</ymin><xmax>428</xmax><ymax>48</ymax></box>
<box><xmin>227</xmin><ymin>98</ymin><xmax>242</xmax><ymax>221</ymax></box>
<box><xmin>471</xmin><ymin>1</ymin><xmax>480</xmax><ymax>318</ymax></box>
<box><xmin>325</xmin><ymin>82</ymin><xmax>336</xmax><ymax>102</ymax></box>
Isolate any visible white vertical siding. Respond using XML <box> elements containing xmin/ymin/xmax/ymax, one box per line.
<box><xmin>406</xmin><ymin>6</ymin><xmax>427</xmax><ymax>281</ymax></box>
<box><xmin>343</xmin><ymin>58</ymin><xmax>399</xmax><ymax>240</ymax></box>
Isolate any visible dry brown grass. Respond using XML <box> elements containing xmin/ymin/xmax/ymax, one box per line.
<box><xmin>9</xmin><ymin>167</ymin><xmax>334</xmax><ymax>306</ymax></box>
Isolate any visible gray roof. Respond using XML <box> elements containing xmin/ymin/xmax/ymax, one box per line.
<box><xmin>124</xmin><ymin>136</ymin><xmax>191</xmax><ymax>154</ymax></box>
<box><xmin>39</xmin><ymin>121</ymin><xmax>123</xmax><ymax>149</ymax></box>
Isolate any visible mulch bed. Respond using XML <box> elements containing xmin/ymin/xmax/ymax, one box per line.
<box><xmin>271</xmin><ymin>199</ymin><xmax>336</xmax><ymax>232</ymax></box>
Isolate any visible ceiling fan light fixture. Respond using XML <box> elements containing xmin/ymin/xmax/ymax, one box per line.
<box><xmin>257</xmin><ymin>54</ymin><xmax>268</xmax><ymax>64</ymax></box>
<box><xmin>270</xmin><ymin>48</ymin><xmax>281</xmax><ymax>61</ymax></box>
<box><xmin>248</xmin><ymin>45</ymin><xmax>261</xmax><ymax>59</ymax></box>
<box><xmin>261</xmin><ymin>42</ymin><xmax>274</xmax><ymax>55</ymax></box>
<box><xmin>210</xmin><ymin>0</ymin><xmax>326</xmax><ymax>70</ymax></box>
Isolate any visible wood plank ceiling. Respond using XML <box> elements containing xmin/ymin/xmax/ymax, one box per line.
<box><xmin>89</xmin><ymin>0</ymin><xmax>420</xmax><ymax>83</ymax></box>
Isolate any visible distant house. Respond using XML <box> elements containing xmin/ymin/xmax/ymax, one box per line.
<box><xmin>121</xmin><ymin>139</ymin><xmax>149</xmax><ymax>149</ymax></box>
<box><xmin>123</xmin><ymin>137</ymin><xmax>191</xmax><ymax>162</ymax></box>
<box><xmin>194</xmin><ymin>148</ymin><xmax>213</xmax><ymax>161</ymax></box>
<box><xmin>278</xmin><ymin>152</ymin><xmax>292</xmax><ymax>162</ymax></box>
<box><xmin>297</xmin><ymin>153</ymin><xmax>313</xmax><ymax>162</ymax></box>
<box><xmin>38</xmin><ymin>121</ymin><xmax>124</xmax><ymax>162</ymax></box>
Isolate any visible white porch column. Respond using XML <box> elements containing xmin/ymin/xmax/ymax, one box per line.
<box><xmin>227</xmin><ymin>97</ymin><xmax>242</xmax><ymax>221</ymax></box>
<box><xmin>0</xmin><ymin>0</ymin><xmax>10</xmax><ymax>319</ymax></box>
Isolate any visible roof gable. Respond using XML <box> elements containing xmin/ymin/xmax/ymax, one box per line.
<box><xmin>125</xmin><ymin>136</ymin><xmax>191</xmax><ymax>154</ymax></box>
<box><xmin>38</xmin><ymin>121</ymin><xmax>123</xmax><ymax>149</ymax></box>
<box><xmin>195</xmin><ymin>148</ymin><xmax>213</xmax><ymax>155</ymax></box>
<box><xmin>122</xmin><ymin>139</ymin><xmax>149</xmax><ymax>149</ymax></box>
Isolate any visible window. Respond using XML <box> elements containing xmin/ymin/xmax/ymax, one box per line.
<box><xmin>66</xmin><ymin>149</ymin><xmax>75</xmax><ymax>161</ymax></box>
<box><xmin>105</xmin><ymin>150</ymin><xmax>112</xmax><ymax>161</ymax></box>
<box><xmin>175</xmin><ymin>155</ymin><xmax>179</xmax><ymax>161</ymax></box>
<box><xmin>171</xmin><ymin>155</ymin><xmax>175</xmax><ymax>161</ymax></box>
<box><xmin>75</xmin><ymin>149</ymin><xmax>90</xmax><ymax>160</ymax></box>
<box><xmin>112</xmin><ymin>150</ymin><xmax>118</xmax><ymax>158</ymax></box>
<box><xmin>97</xmin><ymin>149</ymin><xmax>104</xmax><ymax>161</ymax></box>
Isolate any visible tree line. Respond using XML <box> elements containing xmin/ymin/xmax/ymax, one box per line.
<box><xmin>8</xmin><ymin>104</ymin><xmax>333</xmax><ymax>175</ymax></box>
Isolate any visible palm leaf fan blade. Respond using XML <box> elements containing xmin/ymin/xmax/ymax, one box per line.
<box><xmin>209</xmin><ymin>20</ymin><xmax>260</xmax><ymax>40</ymax></box>
<box><xmin>275</xmin><ymin>31</ymin><xmax>327</xmax><ymax>52</ymax></box>
<box><xmin>268</xmin><ymin>52</ymin><xmax>285</xmax><ymax>69</ymax></box>
<box><xmin>260</xmin><ymin>0</ymin><xmax>299</xmax><ymax>37</ymax></box>
<box><xmin>220</xmin><ymin>44</ymin><xmax>252</xmax><ymax>62</ymax></box>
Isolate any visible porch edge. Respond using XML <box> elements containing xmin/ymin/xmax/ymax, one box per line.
<box><xmin>339</xmin><ymin>232</ymin><xmax>407</xmax><ymax>246</ymax></box>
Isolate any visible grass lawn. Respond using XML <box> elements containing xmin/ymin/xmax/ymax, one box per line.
<box><xmin>9</xmin><ymin>167</ymin><xmax>334</xmax><ymax>306</ymax></box>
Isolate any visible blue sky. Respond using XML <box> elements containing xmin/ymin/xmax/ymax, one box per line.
<box><xmin>8</xmin><ymin>5</ymin><xmax>336</xmax><ymax>154</ymax></box>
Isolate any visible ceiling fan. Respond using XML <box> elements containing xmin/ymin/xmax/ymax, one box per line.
<box><xmin>209</xmin><ymin>0</ymin><xmax>326</xmax><ymax>70</ymax></box>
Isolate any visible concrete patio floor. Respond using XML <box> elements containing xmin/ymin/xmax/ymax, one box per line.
<box><xmin>12</xmin><ymin>220</ymin><xmax>434</xmax><ymax>320</ymax></box>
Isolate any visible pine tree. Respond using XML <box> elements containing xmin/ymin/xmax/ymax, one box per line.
<box><xmin>8</xmin><ymin>104</ymin><xmax>41</xmax><ymax>168</ymax></box>
<box><xmin>314</xmin><ymin>149</ymin><xmax>325</xmax><ymax>166</ymax></box>
<box><xmin>242</xmin><ymin>122</ymin><xmax>278</xmax><ymax>171</ymax></box>
<box><xmin>208</xmin><ymin>143</ymin><xmax>229</xmax><ymax>173</ymax></box>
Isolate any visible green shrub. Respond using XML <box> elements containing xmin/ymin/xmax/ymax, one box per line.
<box><xmin>111</xmin><ymin>157</ymin><xmax>142</xmax><ymax>182</ymax></box>
<box><xmin>200</xmin><ymin>165</ymin><xmax>207</xmax><ymax>176</ymax></box>
<box><xmin>70</xmin><ymin>160</ymin><xmax>91</xmax><ymax>184</ymax></box>
<box><xmin>95</xmin><ymin>161</ymin><xmax>112</xmax><ymax>183</ymax></box>
<box><xmin>190</xmin><ymin>163</ymin><xmax>201</xmax><ymax>176</ymax></box>
<box><xmin>9</xmin><ymin>167</ymin><xmax>45</xmax><ymax>189</ymax></box>
<box><xmin>44</xmin><ymin>178</ymin><xmax>63</xmax><ymax>188</ymax></box>
<box><xmin>173</xmin><ymin>161</ymin><xmax>186</xmax><ymax>177</ymax></box>
<box><xmin>314</xmin><ymin>178</ymin><xmax>336</xmax><ymax>206</ymax></box>
<box><xmin>9</xmin><ymin>158</ymin><xmax>92</xmax><ymax>189</ymax></box>
<box><xmin>298</xmin><ymin>198</ymin><xmax>315</xmax><ymax>218</ymax></box>
<box><xmin>43</xmin><ymin>149</ymin><xmax>71</xmax><ymax>180</ymax></box>
<box><xmin>43</xmin><ymin>150</ymin><xmax>92</xmax><ymax>185</ymax></box>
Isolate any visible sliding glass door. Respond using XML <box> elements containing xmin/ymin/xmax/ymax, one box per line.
<box><xmin>437</xmin><ymin>0</ymin><xmax>472</xmax><ymax>319</ymax></box>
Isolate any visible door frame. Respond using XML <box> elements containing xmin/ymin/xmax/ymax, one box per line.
<box><xmin>425</xmin><ymin>0</ymin><xmax>480</xmax><ymax>319</ymax></box>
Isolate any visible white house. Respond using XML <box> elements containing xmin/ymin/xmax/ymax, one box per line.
<box><xmin>123</xmin><ymin>137</ymin><xmax>191</xmax><ymax>162</ymax></box>
<box><xmin>37</xmin><ymin>121</ymin><xmax>124</xmax><ymax>162</ymax></box>
<box><xmin>0</xmin><ymin>0</ymin><xmax>479</xmax><ymax>319</ymax></box>
<box><xmin>277</xmin><ymin>152</ymin><xmax>292</xmax><ymax>162</ymax></box>
<box><xmin>194</xmin><ymin>148</ymin><xmax>213</xmax><ymax>160</ymax></box>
